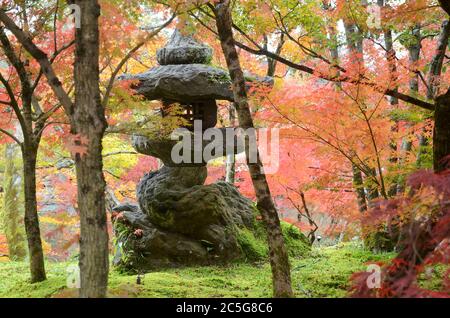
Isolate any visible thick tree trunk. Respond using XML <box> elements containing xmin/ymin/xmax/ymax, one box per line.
<box><xmin>434</xmin><ymin>91</ymin><xmax>450</xmax><ymax>172</ymax></box>
<box><xmin>213</xmin><ymin>1</ymin><xmax>293</xmax><ymax>297</ymax></box>
<box><xmin>428</xmin><ymin>20</ymin><xmax>450</xmax><ymax>172</ymax></box>
<box><xmin>426</xmin><ymin>20</ymin><xmax>450</xmax><ymax>100</ymax></box>
<box><xmin>439</xmin><ymin>0</ymin><xmax>450</xmax><ymax>16</ymax></box>
<box><xmin>21</xmin><ymin>142</ymin><xmax>46</xmax><ymax>282</ymax></box>
<box><xmin>416</xmin><ymin>21</ymin><xmax>450</xmax><ymax>168</ymax></box>
<box><xmin>74</xmin><ymin>0</ymin><xmax>109</xmax><ymax>298</ymax></box>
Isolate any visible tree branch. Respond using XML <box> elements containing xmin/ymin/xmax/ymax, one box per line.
<box><xmin>102</xmin><ymin>13</ymin><xmax>176</xmax><ymax>108</ymax></box>
<box><xmin>192</xmin><ymin>10</ymin><xmax>435</xmax><ymax>111</ymax></box>
<box><xmin>31</xmin><ymin>39</ymin><xmax>75</xmax><ymax>93</ymax></box>
<box><xmin>0</xmin><ymin>71</ymin><xmax>27</xmax><ymax>131</ymax></box>
<box><xmin>0</xmin><ymin>128</ymin><xmax>21</xmax><ymax>145</ymax></box>
<box><xmin>0</xmin><ymin>9</ymin><xmax>73</xmax><ymax>118</ymax></box>
<box><xmin>103</xmin><ymin>151</ymin><xmax>138</xmax><ymax>157</ymax></box>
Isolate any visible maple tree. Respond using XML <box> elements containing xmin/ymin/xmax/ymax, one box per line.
<box><xmin>0</xmin><ymin>0</ymin><xmax>76</xmax><ymax>282</ymax></box>
<box><xmin>0</xmin><ymin>0</ymin><xmax>175</xmax><ymax>296</ymax></box>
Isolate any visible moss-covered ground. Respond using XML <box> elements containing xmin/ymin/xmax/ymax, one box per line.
<box><xmin>0</xmin><ymin>243</ymin><xmax>398</xmax><ymax>298</ymax></box>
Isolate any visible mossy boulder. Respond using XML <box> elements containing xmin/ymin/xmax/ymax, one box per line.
<box><xmin>112</xmin><ymin>178</ymin><xmax>310</xmax><ymax>272</ymax></box>
<box><xmin>113</xmin><ymin>181</ymin><xmax>255</xmax><ymax>271</ymax></box>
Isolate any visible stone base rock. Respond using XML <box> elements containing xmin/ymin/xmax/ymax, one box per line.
<box><xmin>112</xmin><ymin>181</ymin><xmax>258</xmax><ymax>271</ymax></box>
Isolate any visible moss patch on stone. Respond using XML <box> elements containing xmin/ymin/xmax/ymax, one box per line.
<box><xmin>236</xmin><ymin>219</ymin><xmax>311</xmax><ymax>261</ymax></box>
<box><xmin>236</xmin><ymin>228</ymin><xmax>268</xmax><ymax>261</ymax></box>
<box><xmin>280</xmin><ymin>222</ymin><xmax>311</xmax><ymax>258</ymax></box>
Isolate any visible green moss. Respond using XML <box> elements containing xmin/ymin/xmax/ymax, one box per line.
<box><xmin>236</xmin><ymin>228</ymin><xmax>268</xmax><ymax>261</ymax></box>
<box><xmin>291</xmin><ymin>242</ymin><xmax>396</xmax><ymax>297</ymax></box>
<box><xmin>236</xmin><ymin>220</ymin><xmax>311</xmax><ymax>261</ymax></box>
<box><xmin>417</xmin><ymin>264</ymin><xmax>449</xmax><ymax>292</ymax></box>
<box><xmin>363</xmin><ymin>226</ymin><xmax>398</xmax><ymax>252</ymax></box>
<box><xmin>207</xmin><ymin>72</ymin><xmax>231</xmax><ymax>84</ymax></box>
<box><xmin>0</xmin><ymin>261</ymin><xmax>68</xmax><ymax>298</ymax></box>
<box><xmin>0</xmin><ymin>243</ymin><xmax>397</xmax><ymax>298</ymax></box>
<box><xmin>280</xmin><ymin>222</ymin><xmax>311</xmax><ymax>258</ymax></box>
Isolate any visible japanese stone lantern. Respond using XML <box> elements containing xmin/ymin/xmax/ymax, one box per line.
<box><xmin>111</xmin><ymin>30</ymin><xmax>271</xmax><ymax>271</ymax></box>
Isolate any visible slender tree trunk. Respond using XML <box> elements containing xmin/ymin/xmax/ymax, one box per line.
<box><xmin>213</xmin><ymin>1</ymin><xmax>293</xmax><ymax>297</ymax></box>
<box><xmin>21</xmin><ymin>141</ymin><xmax>46</xmax><ymax>282</ymax></box>
<box><xmin>328</xmin><ymin>27</ymin><xmax>342</xmax><ymax>90</ymax></box>
<box><xmin>344</xmin><ymin>21</ymin><xmax>373</xmax><ymax>210</ymax></box>
<box><xmin>352</xmin><ymin>164</ymin><xmax>367</xmax><ymax>212</ymax></box>
<box><xmin>367</xmin><ymin>169</ymin><xmax>380</xmax><ymax>205</ymax></box>
<box><xmin>408</xmin><ymin>26</ymin><xmax>421</xmax><ymax>94</ymax></box>
<box><xmin>0</xmin><ymin>24</ymin><xmax>47</xmax><ymax>281</ymax></box>
<box><xmin>378</xmin><ymin>0</ymin><xmax>400</xmax><ymax>195</ymax></box>
<box><xmin>324</xmin><ymin>11</ymin><xmax>368</xmax><ymax>211</ymax></box>
<box><xmin>2</xmin><ymin>144</ymin><xmax>27</xmax><ymax>261</ymax></box>
<box><xmin>74</xmin><ymin>0</ymin><xmax>109</xmax><ymax>298</ymax></box>
<box><xmin>265</xmin><ymin>34</ymin><xmax>284</xmax><ymax>77</ymax></box>
<box><xmin>397</xmin><ymin>26</ymin><xmax>421</xmax><ymax>192</ymax></box>
<box><xmin>225</xmin><ymin>103</ymin><xmax>236</xmax><ymax>183</ymax></box>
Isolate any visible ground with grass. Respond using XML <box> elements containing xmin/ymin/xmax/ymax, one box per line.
<box><xmin>0</xmin><ymin>243</ymin><xmax>395</xmax><ymax>298</ymax></box>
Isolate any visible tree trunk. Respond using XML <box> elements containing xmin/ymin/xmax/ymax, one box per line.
<box><xmin>426</xmin><ymin>20</ymin><xmax>450</xmax><ymax>100</ymax></box>
<box><xmin>21</xmin><ymin>141</ymin><xmax>46</xmax><ymax>282</ymax></box>
<box><xmin>213</xmin><ymin>1</ymin><xmax>293</xmax><ymax>298</ymax></box>
<box><xmin>408</xmin><ymin>26</ymin><xmax>421</xmax><ymax>93</ymax></box>
<box><xmin>396</xmin><ymin>26</ymin><xmax>421</xmax><ymax>192</ymax></box>
<box><xmin>265</xmin><ymin>34</ymin><xmax>284</xmax><ymax>77</ymax></box>
<box><xmin>225</xmin><ymin>103</ymin><xmax>236</xmax><ymax>183</ymax></box>
<box><xmin>378</xmin><ymin>0</ymin><xmax>400</xmax><ymax>195</ymax></box>
<box><xmin>434</xmin><ymin>91</ymin><xmax>450</xmax><ymax>172</ymax></box>
<box><xmin>352</xmin><ymin>164</ymin><xmax>367</xmax><ymax>212</ymax></box>
<box><xmin>2</xmin><ymin>144</ymin><xmax>27</xmax><ymax>261</ymax></box>
<box><xmin>366</xmin><ymin>168</ymin><xmax>380</xmax><ymax>204</ymax></box>
<box><xmin>344</xmin><ymin>21</ymin><xmax>373</xmax><ymax>210</ymax></box>
<box><xmin>74</xmin><ymin>0</ymin><xmax>109</xmax><ymax>298</ymax></box>
<box><xmin>439</xmin><ymin>1</ymin><xmax>450</xmax><ymax>18</ymax></box>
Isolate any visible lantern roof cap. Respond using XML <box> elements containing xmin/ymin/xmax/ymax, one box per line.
<box><xmin>156</xmin><ymin>30</ymin><xmax>213</xmax><ymax>65</ymax></box>
<box><xmin>120</xmin><ymin>29</ymin><xmax>274</xmax><ymax>102</ymax></box>
<box><xmin>121</xmin><ymin>64</ymin><xmax>234</xmax><ymax>102</ymax></box>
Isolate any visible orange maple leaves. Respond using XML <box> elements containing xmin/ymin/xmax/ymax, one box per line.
<box><xmin>64</xmin><ymin>133</ymin><xmax>89</xmax><ymax>158</ymax></box>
